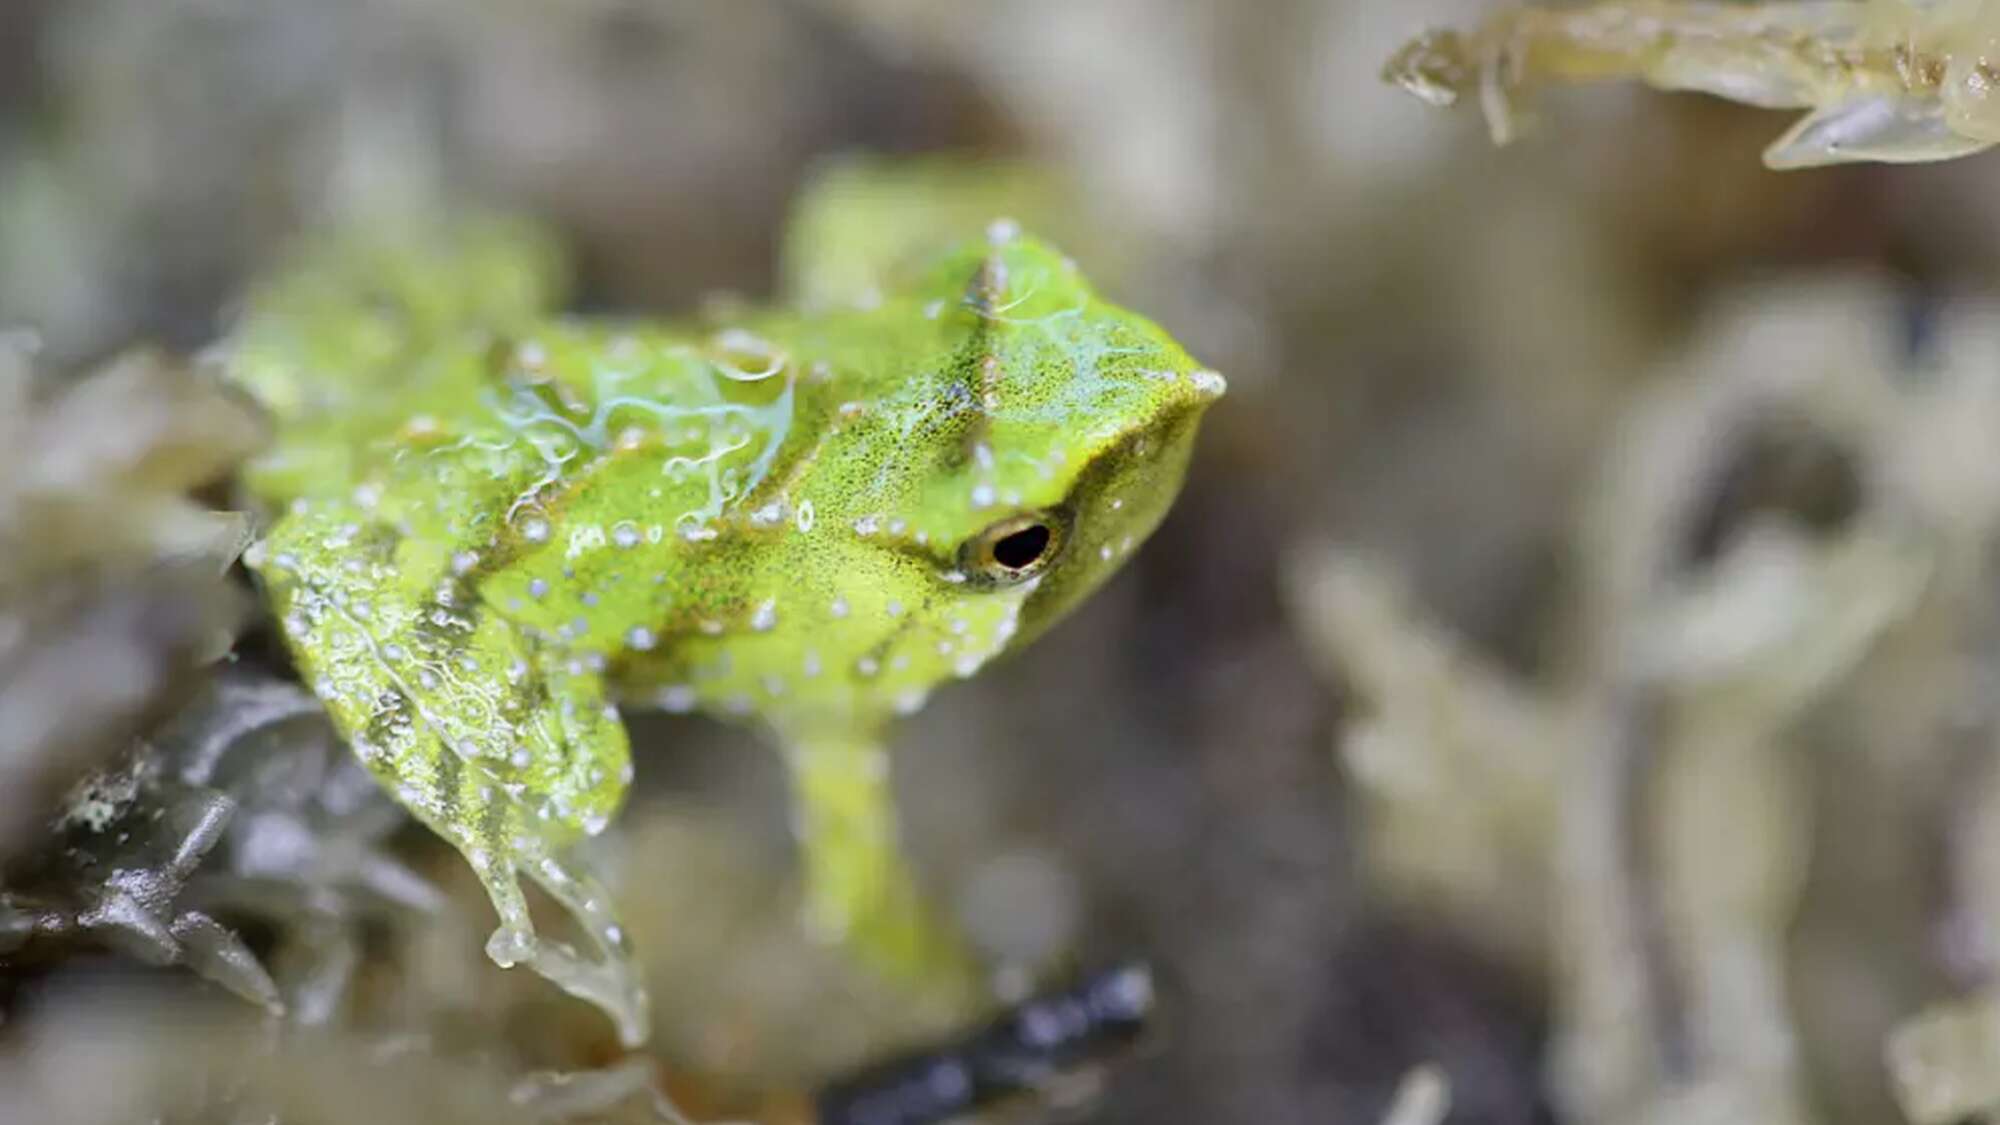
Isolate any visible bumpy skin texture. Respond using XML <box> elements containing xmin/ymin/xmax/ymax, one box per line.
<box><xmin>225</xmin><ymin>214</ymin><xmax>1223</xmax><ymax>1046</ymax></box>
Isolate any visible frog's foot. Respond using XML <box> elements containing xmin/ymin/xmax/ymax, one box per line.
<box><xmin>786</xmin><ymin>732</ymin><xmax>984</xmax><ymax>1010</ymax></box>
<box><xmin>474</xmin><ymin>838</ymin><xmax>650</xmax><ymax>1049</ymax></box>
<box><xmin>425</xmin><ymin>643</ymin><xmax>652</xmax><ymax>1047</ymax></box>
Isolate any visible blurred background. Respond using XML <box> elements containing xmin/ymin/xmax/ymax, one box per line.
<box><xmin>9</xmin><ymin>1</ymin><xmax>2000</xmax><ymax>1123</ymax></box>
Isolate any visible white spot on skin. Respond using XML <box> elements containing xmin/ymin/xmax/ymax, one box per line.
<box><xmin>1100</xmin><ymin>545</ymin><xmax>1115</xmax><ymax>561</ymax></box>
<box><xmin>971</xmin><ymin>484</ymin><xmax>997</xmax><ymax>508</ymax></box>
<box><xmin>657</xmin><ymin>685</ymin><xmax>696</xmax><ymax>712</ymax></box>
<box><xmin>751</xmin><ymin>600</ymin><xmax>778</xmax><ymax>632</ymax></box>
<box><xmin>796</xmin><ymin>500</ymin><xmax>816</xmax><ymax>533</ymax></box>
<box><xmin>567</xmin><ymin>524</ymin><xmax>608</xmax><ymax>558</ymax></box>
<box><xmin>925</xmin><ymin>299</ymin><xmax>945</xmax><ymax>319</ymax></box>
<box><xmin>886</xmin><ymin>599</ymin><xmax>905</xmax><ymax>618</ymax></box>
<box><xmin>613</xmin><ymin>522</ymin><xmax>642</xmax><ymax>548</ymax></box>
<box><xmin>803</xmin><ymin>651</ymin><xmax>823</xmax><ymax>678</ymax></box>
<box><xmin>895</xmin><ymin>689</ymin><xmax>930</xmax><ymax>715</ymax></box>
<box><xmin>751</xmin><ymin>501</ymin><xmax>785</xmax><ymax>528</ymax></box>
<box><xmin>1190</xmin><ymin>369</ymin><xmax>1228</xmax><ymax>397</ymax></box>
<box><xmin>627</xmin><ymin>625</ymin><xmax>657</xmax><ymax>651</ymax></box>
<box><xmin>987</xmin><ymin>217</ymin><xmax>1021</xmax><ymax>244</ymax></box>
<box><xmin>856</xmin><ymin>656</ymin><xmax>880</xmax><ymax>678</ymax></box>
<box><xmin>451</xmin><ymin>550</ymin><xmax>479</xmax><ymax>575</ymax></box>
<box><xmin>830</xmin><ymin>597</ymin><xmax>850</xmax><ymax>619</ymax></box>
<box><xmin>511</xmin><ymin>746</ymin><xmax>533</xmax><ymax>768</ymax></box>
<box><xmin>522</xmin><ymin>517</ymin><xmax>551</xmax><ymax>543</ymax></box>
<box><xmin>853</xmin><ymin>515</ymin><xmax>880</xmax><ymax>537</ymax></box>
<box><xmin>529</xmin><ymin>578</ymin><xmax>550</xmax><ymax>599</ymax></box>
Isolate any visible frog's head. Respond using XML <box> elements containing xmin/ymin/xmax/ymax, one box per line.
<box><xmin>789</xmin><ymin>226</ymin><xmax>1223</xmax><ymax>722</ymax></box>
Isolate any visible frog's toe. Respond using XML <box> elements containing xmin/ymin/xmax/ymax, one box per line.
<box><xmin>484</xmin><ymin>921</ymin><xmax>538</xmax><ymax>968</ymax></box>
<box><xmin>466</xmin><ymin>836</ymin><xmax>651</xmax><ymax>1047</ymax></box>
<box><xmin>517</xmin><ymin>929</ymin><xmax>653</xmax><ymax>1049</ymax></box>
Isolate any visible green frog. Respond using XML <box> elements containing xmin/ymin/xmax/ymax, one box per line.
<box><xmin>222</xmin><ymin>196</ymin><xmax>1223</xmax><ymax>1047</ymax></box>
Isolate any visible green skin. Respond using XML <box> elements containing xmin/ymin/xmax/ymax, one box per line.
<box><xmin>226</xmin><ymin>213</ymin><xmax>1223</xmax><ymax>1046</ymax></box>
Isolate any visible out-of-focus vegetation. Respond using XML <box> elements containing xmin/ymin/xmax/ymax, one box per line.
<box><xmin>12</xmin><ymin>1</ymin><xmax>2000</xmax><ymax>1123</ymax></box>
<box><xmin>1387</xmin><ymin>1</ymin><xmax>2000</xmax><ymax>168</ymax></box>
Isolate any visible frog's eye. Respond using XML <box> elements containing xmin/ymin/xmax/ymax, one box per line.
<box><xmin>960</xmin><ymin>512</ymin><xmax>1066</xmax><ymax>586</ymax></box>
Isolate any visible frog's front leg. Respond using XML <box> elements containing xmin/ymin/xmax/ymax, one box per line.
<box><xmin>249</xmin><ymin>507</ymin><xmax>649</xmax><ymax>1045</ymax></box>
<box><xmin>473</xmin><ymin>643</ymin><xmax>649</xmax><ymax>1046</ymax></box>
<box><xmin>783</xmin><ymin>726</ymin><xmax>982</xmax><ymax>1006</ymax></box>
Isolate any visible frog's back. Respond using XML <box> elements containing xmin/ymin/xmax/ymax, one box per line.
<box><xmin>223</xmin><ymin>216</ymin><xmax>569</xmax><ymax>504</ymax></box>
<box><xmin>221</xmin><ymin>218</ymin><xmax>826</xmax><ymax>650</ymax></box>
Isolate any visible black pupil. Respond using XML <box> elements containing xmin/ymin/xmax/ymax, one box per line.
<box><xmin>991</xmin><ymin>524</ymin><xmax>1052</xmax><ymax>570</ymax></box>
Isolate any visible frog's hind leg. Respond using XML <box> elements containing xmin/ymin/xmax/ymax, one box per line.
<box><xmin>249</xmin><ymin>507</ymin><xmax>649</xmax><ymax>1045</ymax></box>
